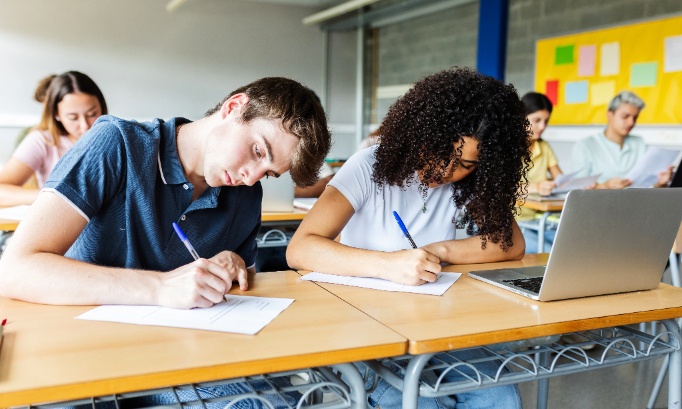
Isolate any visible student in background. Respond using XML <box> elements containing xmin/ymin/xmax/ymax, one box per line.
<box><xmin>0</xmin><ymin>71</ymin><xmax>107</xmax><ymax>206</ymax></box>
<box><xmin>517</xmin><ymin>92</ymin><xmax>563</xmax><ymax>253</ymax></box>
<box><xmin>287</xmin><ymin>68</ymin><xmax>530</xmax><ymax>409</ymax></box>
<box><xmin>571</xmin><ymin>91</ymin><xmax>672</xmax><ymax>189</ymax></box>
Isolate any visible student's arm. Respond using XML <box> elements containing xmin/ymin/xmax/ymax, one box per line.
<box><xmin>294</xmin><ymin>174</ymin><xmax>333</xmax><ymax>198</ymax></box>
<box><xmin>420</xmin><ymin>219</ymin><xmax>525</xmax><ymax>265</ymax></box>
<box><xmin>286</xmin><ymin>186</ymin><xmax>442</xmax><ymax>286</ymax></box>
<box><xmin>596</xmin><ymin>178</ymin><xmax>631</xmax><ymax>189</ymax></box>
<box><xmin>0</xmin><ymin>191</ymin><xmax>236</xmax><ymax>309</ymax></box>
<box><xmin>548</xmin><ymin>164</ymin><xmax>562</xmax><ymax>179</ymax></box>
<box><xmin>0</xmin><ymin>157</ymin><xmax>40</xmax><ymax>206</ymax></box>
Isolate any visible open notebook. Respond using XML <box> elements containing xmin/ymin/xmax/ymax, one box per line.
<box><xmin>470</xmin><ymin>188</ymin><xmax>682</xmax><ymax>301</ymax></box>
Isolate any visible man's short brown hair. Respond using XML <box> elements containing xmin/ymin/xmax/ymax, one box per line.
<box><xmin>206</xmin><ymin>77</ymin><xmax>331</xmax><ymax>187</ymax></box>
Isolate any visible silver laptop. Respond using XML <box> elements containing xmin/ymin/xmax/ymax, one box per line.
<box><xmin>260</xmin><ymin>172</ymin><xmax>295</xmax><ymax>212</ymax></box>
<box><xmin>469</xmin><ymin>189</ymin><xmax>682</xmax><ymax>301</ymax></box>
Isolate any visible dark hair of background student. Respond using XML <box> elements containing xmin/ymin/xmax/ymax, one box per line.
<box><xmin>205</xmin><ymin>77</ymin><xmax>331</xmax><ymax>188</ymax></box>
<box><xmin>373</xmin><ymin>67</ymin><xmax>532</xmax><ymax>250</ymax></box>
<box><xmin>521</xmin><ymin>91</ymin><xmax>553</xmax><ymax>116</ymax></box>
<box><xmin>35</xmin><ymin>71</ymin><xmax>108</xmax><ymax>146</ymax></box>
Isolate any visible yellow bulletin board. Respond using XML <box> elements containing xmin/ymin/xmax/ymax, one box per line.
<box><xmin>535</xmin><ymin>14</ymin><xmax>682</xmax><ymax>125</ymax></box>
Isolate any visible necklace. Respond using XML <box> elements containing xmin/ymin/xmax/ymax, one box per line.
<box><xmin>418</xmin><ymin>184</ymin><xmax>430</xmax><ymax>213</ymax></box>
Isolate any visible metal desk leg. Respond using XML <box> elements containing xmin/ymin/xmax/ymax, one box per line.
<box><xmin>538</xmin><ymin>212</ymin><xmax>550</xmax><ymax>253</ymax></box>
<box><xmin>663</xmin><ymin>319</ymin><xmax>681</xmax><ymax>409</ymax></box>
<box><xmin>329</xmin><ymin>363</ymin><xmax>367</xmax><ymax>409</ymax></box>
<box><xmin>535</xmin><ymin>348</ymin><xmax>551</xmax><ymax>409</ymax></box>
<box><xmin>670</xmin><ymin>250</ymin><xmax>681</xmax><ymax>288</ymax></box>
<box><xmin>402</xmin><ymin>353</ymin><xmax>435</xmax><ymax>409</ymax></box>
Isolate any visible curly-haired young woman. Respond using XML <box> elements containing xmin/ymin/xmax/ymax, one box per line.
<box><xmin>288</xmin><ymin>67</ymin><xmax>531</xmax><ymax>284</ymax></box>
<box><xmin>287</xmin><ymin>67</ymin><xmax>531</xmax><ymax>408</ymax></box>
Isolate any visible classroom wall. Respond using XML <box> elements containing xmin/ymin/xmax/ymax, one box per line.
<box><xmin>371</xmin><ymin>0</ymin><xmax>682</xmax><ymax>167</ymax></box>
<box><xmin>0</xmin><ymin>0</ymin><xmax>357</xmax><ymax>163</ymax></box>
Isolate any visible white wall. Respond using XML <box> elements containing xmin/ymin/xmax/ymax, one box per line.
<box><xmin>0</xmin><ymin>0</ymin><xmax>358</xmax><ymax>162</ymax></box>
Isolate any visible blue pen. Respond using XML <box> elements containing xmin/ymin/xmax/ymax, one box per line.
<box><xmin>392</xmin><ymin>211</ymin><xmax>418</xmax><ymax>249</ymax></box>
<box><xmin>172</xmin><ymin>222</ymin><xmax>200</xmax><ymax>260</ymax></box>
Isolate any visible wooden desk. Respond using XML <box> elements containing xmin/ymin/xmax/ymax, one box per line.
<box><xmin>518</xmin><ymin>198</ymin><xmax>565</xmax><ymax>252</ymax></box>
<box><xmin>0</xmin><ymin>271</ymin><xmax>406</xmax><ymax>407</ymax></box>
<box><xmin>299</xmin><ymin>254</ymin><xmax>682</xmax><ymax>408</ymax></box>
<box><xmin>261</xmin><ymin>210</ymin><xmax>307</xmax><ymax>224</ymax></box>
<box><xmin>0</xmin><ymin>218</ymin><xmax>19</xmax><ymax>231</ymax></box>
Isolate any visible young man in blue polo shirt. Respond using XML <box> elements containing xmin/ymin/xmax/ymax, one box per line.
<box><xmin>0</xmin><ymin>77</ymin><xmax>331</xmax><ymax>309</ymax></box>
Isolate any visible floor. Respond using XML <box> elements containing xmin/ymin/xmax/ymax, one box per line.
<box><xmin>517</xmin><ymin>351</ymin><xmax>669</xmax><ymax>408</ymax></box>
<box><xmin>517</xmin><ymin>267</ymin><xmax>678</xmax><ymax>409</ymax></box>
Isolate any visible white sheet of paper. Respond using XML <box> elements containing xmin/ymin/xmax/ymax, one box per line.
<box><xmin>625</xmin><ymin>147</ymin><xmax>680</xmax><ymax>188</ymax></box>
<box><xmin>664</xmin><ymin>35</ymin><xmax>682</xmax><ymax>73</ymax></box>
<box><xmin>553</xmin><ymin>173</ymin><xmax>601</xmax><ymax>194</ymax></box>
<box><xmin>75</xmin><ymin>295</ymin><xmax>294</xmax><ymax>335</ymax></box>
<box><xmin>293</xmin><ymin>198</ymin><xmax>317</xmax><ymax>211</ymax></box>
<box><xmin>0</xmin><ymin>205</ymin><xmax>30</xmax><ymax>220</ymax></box>
<box><xmin>301</xmin><ymin>272</ymin><xmax>461</xmax><ymax>296</ymax></box>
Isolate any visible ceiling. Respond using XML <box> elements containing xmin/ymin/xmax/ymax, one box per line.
<box><xmin>239</xmin><ymin>0</ymin><xmax>345</xmax><ymax>7</ymax></box>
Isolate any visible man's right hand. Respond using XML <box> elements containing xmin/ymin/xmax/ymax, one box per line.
<box><xmin>599</xmin><ymin>178</ymin><xmax>632</xmax><ymax>189</ymax></box>
<box><xmin>157</xmin><ymin>259</ymin><xmax>232</xmax><ymax>309</ymax></box>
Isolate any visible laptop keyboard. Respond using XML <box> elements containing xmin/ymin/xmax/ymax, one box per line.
<box><xmin>503</xmin><ymin>277</ymin><xmax>543</xmax><ymax>294</ymax></box>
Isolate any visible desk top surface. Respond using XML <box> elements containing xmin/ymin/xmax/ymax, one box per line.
<box><xmin>0</xmin><ymin>271</ymin><xmax>406</xmax><ymax>406</ymax></box>
<box><xmin>260</xmin><ymin>210</ymin><xmax>307</xmax><ymax>222</ymax></box>
<box><xmin>518</xmin><ymin>198</ymin><xmax>565</xmax><ymax>212</ymax></box>
<box><xmin>0</xmin><ymin>218</ymin><xmax>20</xmax><ymax>231</ymax></box>
<box><xmin>300</xmin><ymin>254</ymin><xmax>682</xmax><ymax>354</ymax></box>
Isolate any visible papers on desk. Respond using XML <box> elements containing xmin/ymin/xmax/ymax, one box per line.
<box><xmin>0</xmin><ymin>205</ymin><xmax>30</xmax><ymax>220</ymax></box>
<box><xmin>301</xmin><ymin>272</ymin><xmax>461</xmax><ymax>296</ymax></box>
<box><xmin>76</xmin><ymin>295</ymin><xmax>294</xmax><ymax>335</ymax></box>
<box><xmin>293</xmin><ymin>198</ymin><xmax>317</xmax><ymax>211</ymax></box>
<box><xmin>625</xmin><ymin>147</ymin><xmax>681</xmax><ymax>188</ymax></box>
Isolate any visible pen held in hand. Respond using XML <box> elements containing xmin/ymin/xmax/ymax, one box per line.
<box><xmin>392</xmin><ymin>211</ymin><xmax>418</xmax><ymax>249</ymax></box>
<box><xmin>172</xmin><ymin>222</ymin><xmax>200</xmax><ymax>260</ymax></box>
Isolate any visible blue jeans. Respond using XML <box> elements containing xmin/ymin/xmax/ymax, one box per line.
<box><xmin>522</xmin><ymin>228</ymin><xmax>557</xmax><ymax>254</ymax></box>
<box><xmin>362</xmin><ymin>349</ymin><xmax>522</xmax><ymax>409</ymax></box>
<box><xmin>66</xmin><ymin>378</ymin><xmax>300</xmax><ymax>409</ymax></box>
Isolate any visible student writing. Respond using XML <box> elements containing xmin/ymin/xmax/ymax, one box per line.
<box><xmin>287</xmin><ymin>68</ymin><xmax>531</xmax><ymax>408</ymax></box>
<box><xmin>0</xmin><ymin>77</ymin><xmax>331</xmax><ymax>311</ymax></box>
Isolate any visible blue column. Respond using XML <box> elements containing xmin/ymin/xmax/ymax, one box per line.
<box><xmin>477</xmin><ymin>0</ymin><xmax>509</xmax><ymax>82</ymax></box>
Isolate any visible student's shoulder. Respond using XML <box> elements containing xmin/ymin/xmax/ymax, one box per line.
<box><xmin>92</xmin><ymin>115</ymin><xmax>163</xmax><ymax>136</ymax></box>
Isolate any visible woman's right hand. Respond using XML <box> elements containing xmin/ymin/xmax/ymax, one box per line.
<box><xmin>536</xmin><ymin>180</ymin><xmax>557</xmax><ymax>196</ymax></box>
<box><xmin>379</xmin><ymin>248</ymin><xmax>441</xmax><ymax>286</ymax></box>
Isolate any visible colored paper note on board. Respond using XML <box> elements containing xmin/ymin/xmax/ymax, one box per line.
<box><xmin>565</xmin><ymin>81</ymin><xmax>588</xmax><ymax>104</ymax></box>
<box><xmin>664</xmin><ymin>35</ymin><xmax>682</xmax><ymax>73</ymax></box>
<box><xmin>578</xmin><ymin>45</ymin><xmax>596</xmax><ymax>76</ymax></box>
<box><xmin>555</xmin><ymin>45</ymin><xmax>574</xmax><ymax>65</ymax></box>
<box><xmin>630</xmin><ymin>62</ymin><xmax>658</xmax><ymax>87</ymax></box>
<box><xmin>600</xmin><ymin>42</ymin><xmax>620</xmax><ymax>76</ymax></box>
<box><xmin>590</xmin><ymin>81</ymin><xmax>615</xmax><ymax>106</ymax></box>
<box><xmin>545</xmin><ymin>80</ymin><xmax>559</xmax><ymax>106</ymax></box>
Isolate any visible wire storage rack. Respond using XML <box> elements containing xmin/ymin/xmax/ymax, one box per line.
<box><xmin>362</xmin><ymin>324</ymin><xmax>679</xmax><ymax>399</ymax></box>
<box><xmin>19</xmin><ymin>367</ymin><xmax>355</xmax><ymax>409</ymax></box>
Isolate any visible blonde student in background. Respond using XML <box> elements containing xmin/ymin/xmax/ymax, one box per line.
<box><xmin>287</xmin><ymin>68</ymin><xmax>531</xmax><ymax>409</ymax></box>
<box><xmin>0</xmin><ymin>71</ymin><xmax>107</xmax><ymax>206</ymax></box>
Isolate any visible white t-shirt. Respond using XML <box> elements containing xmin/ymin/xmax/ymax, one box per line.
<box><xmin>329</xmin><ymin>146</ymin><xmax>461</xmax><ymax>252</ymax></box>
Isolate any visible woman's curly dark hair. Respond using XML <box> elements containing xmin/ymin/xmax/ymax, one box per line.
<box><xmin>373</xmin><ymin>67</ymin><xmax>532</xmax><ymax>251</ymax></box>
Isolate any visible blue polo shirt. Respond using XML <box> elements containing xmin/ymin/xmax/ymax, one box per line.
<box><xmin>44</xmin><ymin>115</ymin><xmax>261</xmax><ymax>271</ymax></box>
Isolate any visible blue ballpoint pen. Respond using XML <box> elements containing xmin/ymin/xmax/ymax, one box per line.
<box><xmin>172</xmin><ymin>222</ymin><xmax>200</xmax><ymax>260</ymax></box>
<box><xmin>392</xmin><ymin>211</ymin><xmax>418</xmax><ymax>249</ymax></box>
